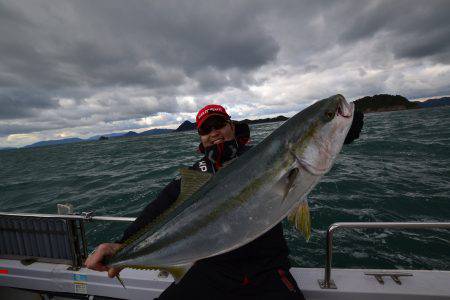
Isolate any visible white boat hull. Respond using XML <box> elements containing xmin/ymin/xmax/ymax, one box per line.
<box><xmin>0</xmin><ymin>259</ymin><xmax>449</xmax><ymax>299</ymax></box>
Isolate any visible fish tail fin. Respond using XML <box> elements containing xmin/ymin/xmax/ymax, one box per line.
<box><xmin>288</xmin><ymin>201</ymin><xmax>311</xmax><ymax>241</ymax></box>
<box><xmin>163</xmin><ymin>263</ymin><xmax>194</xmax><ymax>283</ymax></box>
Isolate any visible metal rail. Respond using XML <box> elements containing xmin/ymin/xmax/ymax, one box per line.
<box><xmin>2</xmin><ymin>212</ymin><xmax>450</xmax><ymax>283</ymax></box>
<box><xmin>319</xmin><ymin>222</ymin><xmax>450</xmax><ymax>289</ymax></box>
<box><xmin>0</xmin><ymin>211</ymin><xmax>136</xmax><ymax>269</ymax></box>
<box><xmin>0</xmin><ymin>211</ymin><xmax>136</xmax><ymax>222</ymax></box>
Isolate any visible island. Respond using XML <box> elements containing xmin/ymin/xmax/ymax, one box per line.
<box><xmin>238</xmin><ymin>115</ymin><xmax>288</xmax><ymax>125</ymax></box>
<box><xmin>174</xmin><ymin>120</ymin><xmax>197</xmax><ymax>132</ymax></box>
<box><xmin>354</xmin><ymin>94</ymin><xmax>419</xmax><ymax>113</ymax></box>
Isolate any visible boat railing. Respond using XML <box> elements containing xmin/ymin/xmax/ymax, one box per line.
<box><xmin>0</xmin><ymin>211</ymin><xmax>136</xmax><ymax>222</ymax></box>
<box><xmin>319</xmin><ymin>222</ymin><xmax>450</xmax><ymax>289</ymax></box>
<box><xmin>1</xmin><ymin>209</ymin><xmax>449</xmax><ymax>286</ymax></box>
<box><xmin>0</xmin><ymin>209</ymin><xmax>135</xmax><ymax>270</ymax></box>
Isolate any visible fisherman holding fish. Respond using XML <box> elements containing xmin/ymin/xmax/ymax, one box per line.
<box><xmin>86</xmin><ymin>99</ymin><xmax>363</xmax><ymax>299</ymax></box>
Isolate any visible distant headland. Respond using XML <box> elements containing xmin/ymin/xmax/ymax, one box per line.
<box><xmin>354</xmin><ymin>94</ymin><xmax>450</xmax><ymax>113</ymax></box>
<box><xmin>11</xmin><ymin>129</ymin><xmax>173</xmax><ymax>149</ymax></box>
<box><xmin>2</xmin><ymin>94</ymin><xmax>448</xmax><ymax>150</ymax></box>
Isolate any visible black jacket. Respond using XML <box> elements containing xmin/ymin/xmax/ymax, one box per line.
<box><xmin>119</xmin><ymin>140</ymin><xmax>290</xmax><ymax>277</ymax></box>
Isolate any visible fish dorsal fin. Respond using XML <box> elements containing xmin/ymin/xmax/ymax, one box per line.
<box><xmin>118</xmin><ymin>169</ymin><xmax>211</xmax><ymax>248</ymax></box>
<box><xmin>178</xmin><ymin>168</ymin><xmax>212</xmax><ymax>202</ymax></box>
<box><xmin>163</xmin><ymin>263</ymin><xmax>194</xmax><ymax>283</ymax></box>
<box><xmin>288</xmin><ymin>201</ymin><xmax>311</xmax><ymax>241</ymax></box>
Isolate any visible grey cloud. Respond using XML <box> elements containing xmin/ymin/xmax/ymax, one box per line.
<box><xmin>0</xmin><ymin>89</ymin><xmax>59</xmax><ymax>119</ymax></box>
<box><xmin>0</xmin><ymin>0</ymin><xmax>279</xmax><ymax>127</ymax></box>
<box><xmin>193</xmin><ymin>67</ymin><xmax>256</xmax><ymax>93</ymax></box>
<box><xmin>92</xmin><ymin>0</ymin><xmax>279</xmax><ymax>73</ymax></box>
<box><xmin>392</xmin><ymin>27</ymin><xmax>450</xmax><ymax>61</ymax></box>
<box><xmin>339</xmin><ymin>1</ymin><xmax>450</xmax><ymax>62</ymax></box>
<box><xmin>1</xmin><ymin>0</ymin><xmax>450</xmax><ymax>146</ymax></box>
<box><xmin>0</xmin><ymin>120</ymin><xmax>64</xmax><ymax>137</ymax></box>
<box><xmin>0</xmin><ymin>91</ymin><xmax>183</xmax><ymax>136</ymax></box>
<box><xmin>2</xmin><ymin>1</ymin><xmax>278</xmax><ymax>86</ymax></box>
<box><xmin>0</xmin><ymin>117</ymin><xmax>153</xmax><ymax>138</ymax></box>
<box><xmin>339</xmin><ymin>1</ymin><xmax>397</xmax><ymax>43</ymax></box>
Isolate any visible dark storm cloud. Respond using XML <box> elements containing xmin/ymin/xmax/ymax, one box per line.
<box><xmin>78</xmin><ymin>0</ymin><xmax>278</xmax><ymax>72</ymax></box>
<box><xmin>393</xmin><ymin>28</ymin><xmax>450</xmax><ymax>61</ymax></box>
<box><xmin>0</xmin><ymin>122</ymin><xmax>61</xmax><ymax>137</ymax></box>
<box><xmin>46</xmin><ymin>1</ymin><xmax>276</xmax><ymax>80</ymax></box>
<box><xmin>0</xmin><ymin>89</ymin><xmax>58</xmax><ymax>119</ymax></box>
<box><xmin>193</xmin><ymin>67</ymin><xmax>256</xmax><ymax>93</ymax></box>
<box><xmin>339</xmin><ymin>0</ymin><xmax>450</xmax><ymax>62</ymax></box>
<box><xmin>0</xmin><ymin>0</ymin><xmax>279</xmax><ymax>127</ymax></box>
<box><xmin>1</xmin><ymin>0</ymin><xmax>450</xmax><ymax>146</ymax></box>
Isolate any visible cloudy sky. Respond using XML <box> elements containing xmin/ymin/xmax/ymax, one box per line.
<box><xmin>1</xmin><ymin>0</ymin><xmax>450</xmax><ymax>147</ymax></box>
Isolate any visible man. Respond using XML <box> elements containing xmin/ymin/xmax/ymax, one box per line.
<box><xmin>86</xmin><ymin>104</ymin><xmax>363</xmax><ymax>299</ymax></box>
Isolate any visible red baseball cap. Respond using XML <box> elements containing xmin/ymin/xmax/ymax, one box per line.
<box><xmin>196</xmin><ymin>104</ymin><xmax>230</xmax><ymax>128</ymax></box>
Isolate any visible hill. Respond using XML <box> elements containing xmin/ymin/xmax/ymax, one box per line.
<box><xmin>354</xmin><ymin>94</ymin><xmax>419</xmax><ymax>113</ymax></box>
<box><xmin>23</xmin><ymin>128</ymin><xmax>173</xmax><ymax>148</ymax></box>
<box><xmin>87</xmin><ymin>132</ymin><xmax>127</xmax><ymax>140</ymax></box>
<box><xmin>0</xmin><ymin>147</ymin><xmax>17</xmax><ymax>151</ymax></box>
<box><xmin>121</xmin><ymin>131</ymin><xmax>139</xmax><ymax>137</ymax></box>
<box><xmin>175</xmin><ymin>120</ymin><xmax>196</xmax><ymax>132</ymax></box>
<box><xmin>24</xmin><ymin>138</ymin><xmax>84</xmax><ymax>148</ymax></box>
<box><xmin>140</xmin><ymin>128</ymin><xmax>173</xmax><ymax>135</ymax></box>
<box><xmin>414</xmin><ymin>97</ymin><xmax>450</xmax><ymax>108</ymax></box>
<box><xmin>239</xmin><ymin>115</ymin><xmax>288</xmax><ymax>124</ymax></box>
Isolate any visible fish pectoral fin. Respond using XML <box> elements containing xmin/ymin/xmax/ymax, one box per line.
<box><xmin>288</xmin><ymin>201</ymin><xmax>311</xmax><ymax>241</ymax></box>
<box><xmin>178</xmin><ymin>168</ymin><xmax>212</xmax><ymax>202</ymax></box>
<box><xmin>284</xmin><ymin>168</ymin><xmax>299</xmax><ymax>200</ymax></box>
<box><xmin>273</xmin><ymin>167</ymin><xmax>299</xmax><ymax>202</ymax></box>
<box><xmin>163</xmin><ymin>263</ymin><xmax>194</xmax><ymax>283</ymax></box>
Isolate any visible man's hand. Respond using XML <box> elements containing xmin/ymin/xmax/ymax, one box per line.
<box><xmin>85</xmin><ymin>243</ymin><xmax>123</xmax><ymax>278</ymax></box>
<box><xmin>344</xmin><ymin>109</ymin><xmax>364</xmax><ymax>144</ymax></box>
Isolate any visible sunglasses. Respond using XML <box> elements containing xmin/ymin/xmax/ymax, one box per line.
<box><xmin>198</xmin><ymin>117</ymin><xmax>229</xmax><ymax>135</ymax></box>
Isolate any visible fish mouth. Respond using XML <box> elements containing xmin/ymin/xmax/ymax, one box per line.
<box><xmin>337</xmin><ymin>100</ymin><xmax>354</xmax><ymax>118</ymax></box>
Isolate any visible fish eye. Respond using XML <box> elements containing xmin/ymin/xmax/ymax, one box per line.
<box><xmin>324</xmin><ymin>111</ymin><xmax>335</xmax><ymax>120</ymax></box>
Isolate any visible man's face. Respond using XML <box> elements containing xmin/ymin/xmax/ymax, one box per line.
<box><xmin>199</xmin><ymin>116</ymin><xmax>235</xmax><ymax>148</ymax></box>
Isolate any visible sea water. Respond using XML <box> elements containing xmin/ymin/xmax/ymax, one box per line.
<box><xmin>1</xmin><ymin>106</ymin><xmax>449</xmax><ymax>270</ymax></box>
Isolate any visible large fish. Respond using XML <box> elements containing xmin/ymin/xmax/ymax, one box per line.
<box><xmin>105</xmin><ymin>94</ymin><xmax>355</xmax><ymax>281</ymax></box>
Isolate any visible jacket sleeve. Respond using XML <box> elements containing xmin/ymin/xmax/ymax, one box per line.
<box><xmin>117</xmin><ymin>178</ymin><xmax>181</xmax><ymax>243</ymax></box>
<box><xmin>344</xmin><ymin>109</ymin><xmax>364</xmax><ymax>144</ymax></box>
